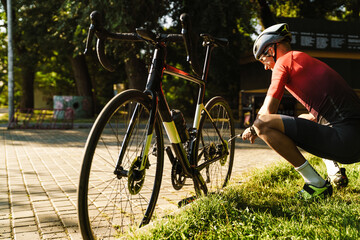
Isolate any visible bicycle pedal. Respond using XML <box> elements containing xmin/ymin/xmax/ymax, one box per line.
<box><xmin>178</xmin><ymin>195</ymin><xmax>197</xmax><ymax>208</ymax></box>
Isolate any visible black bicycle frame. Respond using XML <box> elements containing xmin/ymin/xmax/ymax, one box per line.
<box><xmin>114</xmin><ymin>41</ymin><xmax>219</xmax><ymax>186</ymax></box>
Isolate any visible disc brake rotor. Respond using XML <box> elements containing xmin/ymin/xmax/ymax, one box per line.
<box><xmin>219</xmin><ymin>141</ymin><xmax>229</xmax><ymax>166</ymax></box>
<box><xmin>128</xmin><ymin>156</ymin><xmax>146</xmax><ymax>195</ymax></box>
<box><xmin>205</xmin><ymin>142</ymin><xmax>217</xmax><ymax>160</ymax></box>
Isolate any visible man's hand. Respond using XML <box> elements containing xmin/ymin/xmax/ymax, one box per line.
<box><xmin>298</xmin><ymin>113</ymin><xmax>316</xmax><ymax>122</ymax></box>
<box><xmin>242</xmin><ymin>126</ymin><xmax>258</xmax><ymax>144</ymax></box>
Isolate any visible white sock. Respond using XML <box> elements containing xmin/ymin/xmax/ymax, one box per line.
<box><xmin>295</xmin><ymin>160</ymin><xmax>326</xmax><ymax>188</ymax></box>
<box><xmin>323</xmin><ymin>158</ymin><xmax>340</xmax><ymax>176</ymax></box>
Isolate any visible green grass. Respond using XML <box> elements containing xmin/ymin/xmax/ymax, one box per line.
<box><xmin>0</xmin><ymin>111</ymin><xmax>95</xmax><ymax>126</ymax></box>
<box><xmin>127</xmin><ymin>155</ymin><xmax>360</xmax><ymax>239</ymax></box>
<box><xmin>0</xmin><ymin>111</ymin><xmax>9</xmax><ymax>124</ymax></box>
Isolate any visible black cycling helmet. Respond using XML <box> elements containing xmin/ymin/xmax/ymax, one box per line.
<box><xmin>253</xmin><ymin>23</ymin><xmax>292</xmax><ymax>60</ymax></box>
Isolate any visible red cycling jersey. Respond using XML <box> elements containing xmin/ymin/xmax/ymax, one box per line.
<box><xmin>268</xmin><ymin>51</ymin><xmax>360</xmax><ymax>123</ymax></box>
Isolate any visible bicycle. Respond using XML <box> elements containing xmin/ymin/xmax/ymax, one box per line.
<box><xmin>78</xmin><ymin>11</ymin><xmax>235</xmax><ymax>239</ymax></box>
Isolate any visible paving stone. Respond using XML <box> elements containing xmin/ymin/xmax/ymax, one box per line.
<box><xmin>13</xmin><ymin>218</ymin><xmax>37</xmax><ymax>228</ymax></box>
<box><xmin>41</xmin><ymin>231</ymin><xmax>68</xmax><ymax>239</ymax></box>
<box><xmin>40</xmin><ymin>225</ymin><xmax>65</xmax><ymax>234</ymax></box>
<box><xmin>13</xmin><ymin>231</ymin><xmax>40</xmax><ymax>240</ymax></box>
<box><xmin>61</xmin><ymin>217</ymin><xmax>78</xmax><ymax>228</ymax></box>
<box><xmin>36</xmin><ymin>214</ymin><xmax>60</xmax><ymax>224</ymax></box>
<box><xmin>13</xmin><ymin>210</ymin><xmax>34</xmax><ymax>219</ymax></box>
<box><xmin>0</xmin><ymin>233</ymin><xmax>12</xmax><ymax>240</ymax></box>
<box><xmin>1</xmin><ymin>127</ymin><xmax>281</xmax><ymax>239</ymax></box>
<box><xmin>0</xmin><ymin>219</ymin><xmax>10</xmax><ymax>228</ymax></box>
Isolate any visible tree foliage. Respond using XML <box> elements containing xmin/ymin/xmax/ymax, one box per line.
<box><xmin>0</xmin><ymin>1</ymin><xmax>65</xmax><ymax>108</ymax></box>
<box><xmin>1</xmin><ymin>0</ymin><xmax>360</xmax><ymax>116</ymax></box>
<box><xmin>0</xmin><ymin>5</ymin><xmax>7</xmax><ymax>105</ymax></box>
<box><xmin>263</xmin><ymin>0</ymin><xmax>360</xmax><ymax>21</ymax></box>
<box><xmin>161</xmin><ymin>0</ymin><xmax>258</xmax><ymax>115</ymax></box>
<box><xmin>53</xmin><ymin>0</ymin><xmax>174</xmax><ymax>109</ymax></box>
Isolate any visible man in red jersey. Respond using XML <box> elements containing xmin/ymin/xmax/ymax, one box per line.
<box><xmin>242</xmin><ymin>23</ymin><xmax>360</xmax><ymax>200</ymax></box>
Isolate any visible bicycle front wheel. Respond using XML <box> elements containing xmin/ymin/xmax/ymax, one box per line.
<box><xmin>78</xmin><ymin>90</ymin><xmax>164</xmax><ymax>239</ymax></box>
<box><xmin>195</xmin><ymin>96</ymin><xmax>235</xmax><ymax>195</ymax></box>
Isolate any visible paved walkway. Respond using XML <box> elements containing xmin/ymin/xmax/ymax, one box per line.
<box><xmin>0</xmin><ymin>127</ymin><xmax>282</xmax><ymax>239</ymax></box>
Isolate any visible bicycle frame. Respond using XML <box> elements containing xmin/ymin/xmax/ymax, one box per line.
<box><xmin>114</xmin><ymin>41</ymin><xmax>228</xmax><ymax>193</ymax></box>
<box><xmin>79</xmin><ymin>12</ymin><xmax>234</xmax><ymax>239</ymax></box>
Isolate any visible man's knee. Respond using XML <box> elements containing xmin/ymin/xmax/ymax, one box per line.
<box><xmin>253</xmin><ymin>114</ymin><xmax>284</xmax><ymax>135</ymax></box>
<box><xmin>253</xmin><ymin>115</ymin><xmax>269</xmax><ymax>135</ymax></box>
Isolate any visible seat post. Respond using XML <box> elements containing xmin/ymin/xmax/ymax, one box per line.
<box><xmin>201</xmin><ymin>44</ymin><xmax>214</xmax><ymax>82</ymax></box>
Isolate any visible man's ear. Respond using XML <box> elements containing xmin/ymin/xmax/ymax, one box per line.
<box><xmin>268</xmin><ymin>46</ymin><xmax>275</xmax><ymax>57</ymax></box>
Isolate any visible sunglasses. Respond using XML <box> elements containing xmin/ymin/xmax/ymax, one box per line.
<box><xmin>259</xmin><ymin>44</ymin><xmax>275</xmax><ymax>62</ymax></box>
<box><xmin>259</xmin><ymin>44</ymin><xmax>274</xmax><ymax>61</ymax></box>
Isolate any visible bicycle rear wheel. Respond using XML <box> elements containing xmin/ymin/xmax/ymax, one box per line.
<box><xmin>194</xmin><ymin>96</ymin><xmax>235</xmax><ymax>195</ymax></box>
<box><xmin>78</xmin><ymin>90</ymin><xmax>164</xmax><ymax>239</ymax></box>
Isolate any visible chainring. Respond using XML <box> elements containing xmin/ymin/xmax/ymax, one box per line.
<box><xmin>171</xmin><ymin>161</ymin><xmax>186</xmax><ymax>190</ymax></box>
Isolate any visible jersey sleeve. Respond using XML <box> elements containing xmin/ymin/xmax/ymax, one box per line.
<box><xmin>267</xmin><ymin>57</ymin><xmax>290</xmax><ymax>100</ymax></box>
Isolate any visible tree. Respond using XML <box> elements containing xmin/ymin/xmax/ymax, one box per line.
<box><xmin>1</xmin><ymin>0</ymin><xmax>65</xmax><ymax>110</ymax></box>
<box><xmin>256</xmin><ymin>0</ymin><xmax>277</xmax><ymax>28</ymax></box>
<box><xmin>261</xmin><ymin>0</ymin><xmax>357</xmax><ymax>22</ymax></box>
<box><xmin>51</xmin><ymin>1</ymin><xmax>175</xmax><ymax>111</ymax></box>
<box><xmin>0</xmin><ymin>4</ymin><xmax>7</xmax><ymax>105</ymax></box>
<box><xmin>0</xmin><ymin>1</ymin><xmax>174</xmax><ymax>113</ymax></box>
<box><xmin>160</xmin><ymin>0</ymin><xmax>258</xmax><ymax>115</ymax></box>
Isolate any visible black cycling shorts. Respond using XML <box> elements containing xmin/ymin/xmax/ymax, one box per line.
<box><xmin>281</xmin><ymin>115</ymin><xmax>360</xmax><ymax>164</ymax></box>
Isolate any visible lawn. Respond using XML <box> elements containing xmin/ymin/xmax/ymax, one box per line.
<box><xmin>127</xmin><ymin>155</ymin><xmax>360</xmax><ymax>239</ymax></box>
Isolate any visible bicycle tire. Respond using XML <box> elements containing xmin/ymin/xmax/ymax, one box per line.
<box><xmin>78</xmin><ymin>89</ymin><xmax>164</xmax><ymax>239</ymax></box>
<box><xmin>194</xmin><ymin>96</ymin><xmax>235</xmax><ymax>195</ymax></box>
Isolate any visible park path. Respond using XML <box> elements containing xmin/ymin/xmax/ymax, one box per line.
<box><xmin>0</xmin><ymin>127</ymin><xmax>281</xmax><ymax>239</ymax></box>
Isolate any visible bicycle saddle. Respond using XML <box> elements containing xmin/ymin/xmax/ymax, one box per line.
<box><xmin>200</xmin><ymin>33</ymin><xmax>229</xmax><ymax>48</ymax></box>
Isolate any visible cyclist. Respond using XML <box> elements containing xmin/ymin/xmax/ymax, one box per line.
<box><xmin>242</xmin><ymin>23</ymin><xmax>360</xmax><ymax>200</ymax></box>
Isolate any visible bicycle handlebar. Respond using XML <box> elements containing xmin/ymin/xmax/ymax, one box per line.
<box><xmin>84</xmin><ymin>11</ymin><xmax>226</xmax><ymax>75</ymax></box>
<box><xmin>84</xmin><ymin>11</ymin><xmax>143</xmax><ymax>72</ymax></box>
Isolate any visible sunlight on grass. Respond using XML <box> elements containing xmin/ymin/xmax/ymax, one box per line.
<box><xmin>126</xmin><ymin>155</ymin><xmax>360</xmax><ymax>239</ymax></box>
<box><xmin>0</xmin><ymin>112</ymin><xmax>8</xmax><ymax>124</ymax></box>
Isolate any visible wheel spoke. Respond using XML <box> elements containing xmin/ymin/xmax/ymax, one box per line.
<box><xmin>78</xmin><ymin>91</ymin><xmax>163</xmax><ymax>239</ymax></box>
<box><xmin>195</xmin><ymin>97</ymin><xmax>235</xmax><ymax>195</ymax></box>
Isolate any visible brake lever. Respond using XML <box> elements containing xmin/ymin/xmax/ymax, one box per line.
<box><xmin>84</xmin><ymin>10</ymin><xmax>106</xmax><ymax>55</ymax></box>
<box><xmin>84</xmin><ymin>11</ymin><xmax>116</xmax><ymax>72</ymax></box>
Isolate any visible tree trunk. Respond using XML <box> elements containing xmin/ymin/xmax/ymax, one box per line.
<box><xmin>19</xmin><ymin>65</ymin><xmax>35</xmax><ymax>109</ymax></box>
<box><xmin>69</xmin><ymin>55</ymin><xmax>93</xmax><ymax>96</ymax></box>
<box><xmin>124</xmin><ymin>50</ymin><xmax>147</xmax><ymax>90</ymax></box>
<box><xmin>257</xmin><ymin>0</ymin><xmax>277</xmax><ymax>28</ymax></box>
<box><xmin>69</xmin><ymin>54</ymin><xmax>94</xmax><ymax>116</ymax></box>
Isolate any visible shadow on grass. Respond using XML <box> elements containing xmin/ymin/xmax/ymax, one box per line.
<box><xmin>130</xmin><ymin>159</ymin><xmax>360</xmax><ymax>239</ymax></box>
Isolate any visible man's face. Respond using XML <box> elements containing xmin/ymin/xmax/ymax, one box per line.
<box><xmin>259</xmin><ymin>45</ymin><xmax>276</xmax><ymax>70</ymax></box>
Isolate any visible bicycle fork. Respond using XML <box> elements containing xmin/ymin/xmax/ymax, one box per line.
<box><xmin>113</xmin><ymin>93</ymin><xmax>158</xmax><ymax>178</ymax></box>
